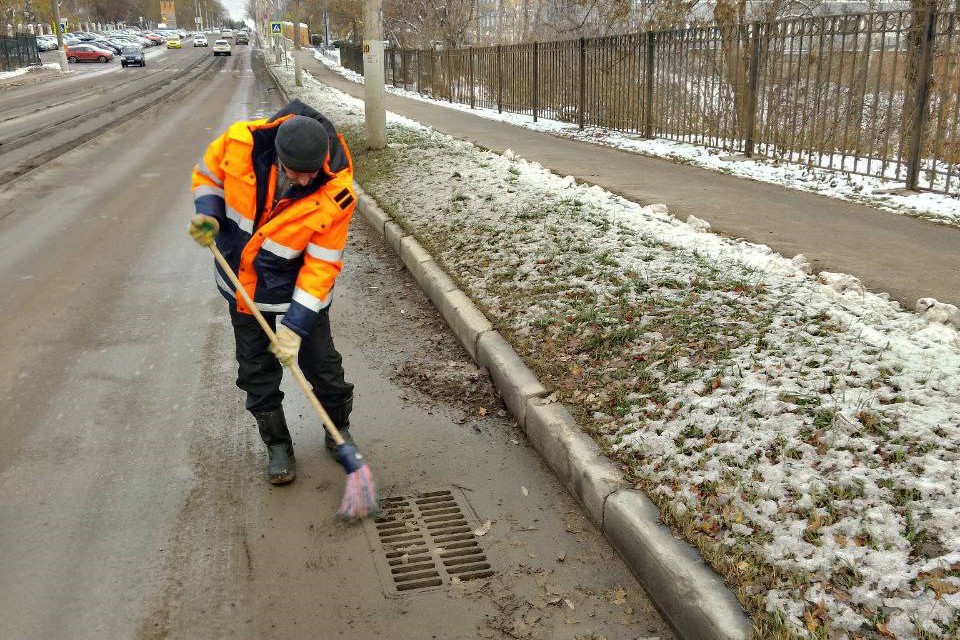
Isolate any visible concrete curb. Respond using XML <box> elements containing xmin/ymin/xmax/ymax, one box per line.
<box><xmin>260</xmin><ymin>54</ymin><xmax>291</xmax><ymax>104</ymax></box>
<box><xmin>604</xmin><ymin>490</ymin><xmax>751</xmax><ymax>640</ymax></box>
<box><xmin>351</xmin><ymin>184</ymin><xmax>752</xmax><ymax>640</ymax></box>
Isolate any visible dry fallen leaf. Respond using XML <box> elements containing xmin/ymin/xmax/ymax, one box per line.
<box><xmin>875</xmin><ymin>621</ymin><xmax>896</xmax><ymax>639</ymax></box>
<box><xmin>563</xmin><ymin>598</ymin><xmax>575</xmax><ymax>610</ymax></box>
<box><xmin>474</xmin><ymin>519</ymin><xmax>493</xmax><ymax>537</ymax></box>
<box><xmin>477</xmin><ymin>407</ymin><xmax>488</xmax><ymax>417</ymax></box>
<box><xmin>610</xmin><ymin>587</ymin><xmax>627</xmax><ymax>605</ymax></box>
<box><xmin>450</xmin><ymin>576</ymin><xmax>462</xmax><ymax>584</ymax></box>
<box><xmin>928</xmin><ymin>579</ymin><xmax>960</xmax><ymax>600</ymax></box>
<box><xmin>400</xmin><ymin>553</ymin><xmax>409</xmax><ymax>565</ymax></box>
<box><xmin>521</xmin><ymin>486</ymin><xmax>529</xmax><ymax>496</ymax></box>
<box><xmin>556</xmin><ymin>553</ymin><xmax>566</xmax><ymax>563</ymax></box>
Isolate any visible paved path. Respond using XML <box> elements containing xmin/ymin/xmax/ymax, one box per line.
<box><xmin>301</xmin><ymin>52</ymin><xmax>959</xmax><ymax>308</ymax></box>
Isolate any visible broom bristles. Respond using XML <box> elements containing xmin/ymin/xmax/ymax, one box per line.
<box><xmin>337</xmin><ymin>464</ymin><xmax>379</xmax><ymax>521</ymax></box>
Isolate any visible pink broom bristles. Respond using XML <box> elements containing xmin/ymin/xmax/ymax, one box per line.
<box><xmin>337</xmin><ymin>464</ymin><xmax>379</xmax><ymax>521</ymax></box>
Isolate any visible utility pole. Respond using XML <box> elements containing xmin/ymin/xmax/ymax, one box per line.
<box><xmin>50</xmin><ymin>0</ymin><xmax>67</xmax><ymax>71</ymax></box>
<box><xmin>362</xmin><ymin>0</ymin><xmax>386</xmax><ymax>149</ymax></box>
<box><xmin>293</xmin><ymin>0</ymin><xmax>302</xmax><ymax>87</ymax></box>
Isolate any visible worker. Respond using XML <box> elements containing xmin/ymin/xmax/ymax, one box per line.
<box><xmin>188</xmin><ymin>99</ymin><xmax>357</xmax><ymax>485</ymax></box>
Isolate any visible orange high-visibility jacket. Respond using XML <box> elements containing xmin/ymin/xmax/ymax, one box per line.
<box><xmin>191</xmin><ymin>100</ymin><xmax>356</xmax><ymax>337</ymax></box>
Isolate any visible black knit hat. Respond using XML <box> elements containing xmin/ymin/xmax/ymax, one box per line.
<box><xmin>275</xmin><ymin>115</ymin><xmax>329</xmax><ymax>173</ymax></box>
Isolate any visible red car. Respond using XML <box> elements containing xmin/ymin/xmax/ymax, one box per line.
<box><xmin>66</xmin><ymin>44</ymin><xmax>114</xmax><ymax>63</ymax></box>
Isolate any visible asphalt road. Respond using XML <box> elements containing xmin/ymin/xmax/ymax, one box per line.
<box><xmin>0</xmin><ymin>47</ymin><xmax>673</xmax><ymax>639</ymax></box>
<box><xmin>0</xmin><ymin>43</ymin><xmax>222</xmax><ymax>185</ymax></box>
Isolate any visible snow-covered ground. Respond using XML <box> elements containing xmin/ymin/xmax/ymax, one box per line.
<box><xmin>312</xmin><ymin>50</ymin><xmax>960</xmax><ymax>228</ymax></box>
<box><xmin>0</xmin><ymin>62</ymin><xmax>65</xmax><ymax>81</ymax></box>
<box><xmin>272</xmin><ymin>60</ymin><xmax>960</xmax><ymax>638</ymax></box>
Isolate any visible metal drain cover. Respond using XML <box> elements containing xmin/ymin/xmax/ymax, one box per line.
<box><xmin>364</xmin><ymin>489</ymin><xmax>494</xmax><ymax>595</ymax></box>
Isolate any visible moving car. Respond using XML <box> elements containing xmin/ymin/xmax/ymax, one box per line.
<box><xmin>120</xmin><ymin>45</ymin><xmax>145</xmax><ymax>67</ymax></box>
<box><xmin>194</xmin><ymin>35</ymin><xmax>208</xmax><ymax>47</ymax></box>
<box><xmin>220</xmin><ymin>28</ymin><xmax>234</xmax><ymax>39</ymax></box>
<box><xmin>167</xmin><ymin>35</ymin><xmax>182</xmax><ymax>49</ymax></box>
<box><xmin>235</xmin><ymin>32</ymin><xmax>249</xmax><ymax>45</ymax></box>
<box><xmin>65</xmin><ymin>44</ymin><xmax>114</xmax><ymax>63</ymax></box>
<box><xmin>213</xmin><ymin>39</ymin><xmax>231</xmax><ymax>56</ymax></box>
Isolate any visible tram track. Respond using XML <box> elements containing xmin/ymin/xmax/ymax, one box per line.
<box><xmin>0</xmin><ymin>51</ymin><xmax>225</xmax><ymax>188</ymax></box>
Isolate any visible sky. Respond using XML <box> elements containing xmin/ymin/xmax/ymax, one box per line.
<box><xmin>223</xmin><ymin>0</ymin><xmax>247</xmax><ymax>22</ymax></box>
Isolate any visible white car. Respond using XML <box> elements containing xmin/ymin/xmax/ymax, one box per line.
<box><xmin>213</xmin><ymin>39</ymin><xmax>231</xmax><ymax>56</ymax></box>
<box><xmin>194</xmin><ymin>35</ymin><xmax>207</xmax><ymax>47</ymax></box>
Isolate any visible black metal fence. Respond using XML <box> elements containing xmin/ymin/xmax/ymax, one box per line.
<box><xmin>1</xmin><ymin>33</ymin><xmax>41</xmax><ymax>73</ymax></box>
<box><xmin>342</xmin><ymin>8</ymin><xmax>960</xmax><ymax>196</ymax></box>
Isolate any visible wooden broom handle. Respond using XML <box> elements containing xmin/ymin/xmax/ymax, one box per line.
<box><xmin>208</xmin><ymin>243</ymin><xmax>345</xmax><ymax>446</ymax></box>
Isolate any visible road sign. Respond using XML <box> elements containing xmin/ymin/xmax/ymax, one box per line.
<box><xmin>270</xmin><ymin>21</ymin><xmax>281</xmax><ymax>34</ymax></box>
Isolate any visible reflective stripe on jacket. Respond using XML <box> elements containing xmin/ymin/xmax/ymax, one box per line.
<box><xmin>191</xmin><ymin>101</ymin><xmax>356</xmax><ymax>337</ymax></box>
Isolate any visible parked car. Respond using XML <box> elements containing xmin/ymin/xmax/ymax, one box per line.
<box><xmin>90</xmin><ymin>39</ymin><xmax>122</xmax><ymax>55</ymax></box>
<box><xmin>36</xmin><ymin>36</ymin><xmax>58</xmax><ymax>51</ymax></box>
<box><xmin>213</xmin><ymin>39</ymin><xmax>231</xmax><ymax>56</ymax></box>
<box><xmin>166</xmin><ymin>35</ymin><xmax>182</xmax><ymax>49</ymax></box>
<box><xmin>120</xmin><ymin>45</ymin><xmax>145</xmax><ymax>67</ymax></box>
<box><xmin>141</xmin><ymin>33</ymin><xmax>164</xmax><ymax>45</ymax></box>
<box><xmin>66</xmin><ymin>44</ymin><xmax>114</xmax><ymax>63</ymax></box>
<box><xmin>235</xmin><ymin>32</ymin><xmax>248</xmax><ymax>45</ymax></box>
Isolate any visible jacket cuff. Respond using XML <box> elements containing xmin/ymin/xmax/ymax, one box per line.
<box><xmin>281</xmin><ymin>300</ymin><xmax>318</xmax><ymax>337</ymax></box>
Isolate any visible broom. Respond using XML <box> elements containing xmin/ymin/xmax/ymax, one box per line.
<box><xmin>206</xmin><ymin>241</ymin><xmax>379</xmax><ymax>521</ymax></box>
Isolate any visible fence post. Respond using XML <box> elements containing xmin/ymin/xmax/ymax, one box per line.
<box><xmin>532</xmin><ymin>41</ymin><xmax>539</xmax><ymax>122</ymax></box>
<box><xmin>906</xmin><ymin>5</ymin><xmax>936</xmax><ymax>191</ymax></box>
<box><xmin>743</xmin><ymin>22</ymin><xmax>763</xmax><ymax>157</ymax></box>
<box><xmin>447</xmin><ymin>50</ymin><xmax>453</xmax><ymax>103</ymax></box>
<box><xmin>469</xmin><ymin>47</ymin><xmax>475</xmax><ymax>109</ymax></box>
<box><xmin>578</xmin><ymin>37</ymin><xmax>586</xmax><ymax>130</ymax></box>
<box><xmin>390</xmin><ymin>48</ymin><xmax>396</xmax><ymax>87</ymax></box>
<box><xmin>402</xmin><ymin>50</ymin><xmax>407</xmax><ymax>91</ymax></box>
<box><xmin>416</xmin><ymin>49</ymin><xmax>422</xmax><ymax>94</ymax></box>
<box><xmin>644</xmin><ymin>32</ymin><xmax>655</xmax><ymax>138</ymax></box>
<box><xmin>497</xmin><ymin>44</ymin><xmax>503</xmax><ymax>114</ymax></box>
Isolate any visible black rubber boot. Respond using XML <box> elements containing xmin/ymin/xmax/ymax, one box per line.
<box><xmin>253</xmin><ymin>408</ymin><xmax>296</xmax><ymax>484</ymax></box>
<box><xmin>324</xmin><ymin>397</ymin><xmax>354</xmax><ymax>455</ymax></box>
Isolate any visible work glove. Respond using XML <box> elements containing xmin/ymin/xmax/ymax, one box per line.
<box><xmin>270</xmin><ymin>324</ymin><xmax>302</xmax><ymax>367</ymax></box>
<box><xmin>189</xmin><ymin>214</ymin><xmax>220</xmax><ymax>247</ymax></box>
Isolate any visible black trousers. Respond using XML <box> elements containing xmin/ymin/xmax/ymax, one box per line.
<box><xmin>229</xmin><ymin>304</ymin><xmax>354</xmax><ymax>415</ymax></box>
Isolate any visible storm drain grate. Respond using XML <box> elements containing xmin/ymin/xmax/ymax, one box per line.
<box><xmin>368</xmin><ymin>489</ymin><xmax>494</xmax><ymax>594</ymax></box>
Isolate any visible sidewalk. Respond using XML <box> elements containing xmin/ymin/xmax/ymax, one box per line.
<box><xmin>299</xmin><ymin>51</ymin><xmax>959</xmax><ymax>308</ymax></box>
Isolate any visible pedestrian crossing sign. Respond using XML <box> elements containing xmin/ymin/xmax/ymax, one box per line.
<box><xmin>270</xmin><ymin>21</ymin><xmax>282</xmax><ymax>34</ymax></box>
